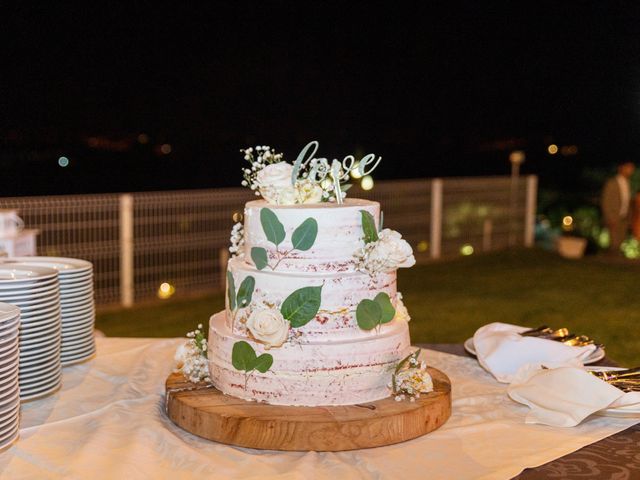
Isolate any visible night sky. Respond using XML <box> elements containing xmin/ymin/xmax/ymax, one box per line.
<box><xmin>2</xmin><ymin>2</ymin><xmax>640</xmax><ymax>196</ymax></box>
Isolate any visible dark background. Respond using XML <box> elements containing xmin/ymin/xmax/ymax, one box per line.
<box><xmin>2</xmin><ymin>2</ymin><xmax>640</xmax><ymax>198</ymax></box>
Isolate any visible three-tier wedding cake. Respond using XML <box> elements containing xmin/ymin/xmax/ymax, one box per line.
<box><xmin>205</xmin><ymin>142</ymin><xmax>427</xmax><ymax>406</ymax></box>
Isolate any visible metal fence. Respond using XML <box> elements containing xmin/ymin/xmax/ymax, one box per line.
<box><xmin>0</xmin><ymin>175</ymin><xmax>537</xmax><ymax>307</ymax></box>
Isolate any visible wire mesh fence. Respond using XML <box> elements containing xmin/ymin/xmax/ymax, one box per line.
<box><xmin>0</xmin><ymin>175</ymin><xmax>536</xmax><ymax>307</ymax></box>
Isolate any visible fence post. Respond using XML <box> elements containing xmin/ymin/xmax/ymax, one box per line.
<box><xmin>524</xmin><ymin>175</ymin><xmax>538</xmax><ymax>247</ymax></box>
<box><xmin>119</xmin><ymin>194</ymin><xmax>134</xmax><ymax>307</ymax></box>
<box><xmin>430</xmin><ymin>179</ymin><xmax>443</xmax><ymax>259</ymax></box>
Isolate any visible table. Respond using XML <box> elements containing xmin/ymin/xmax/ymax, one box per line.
<box><xmin>0</xmin><ymin>338</ymin><xmax>637</xmax><ymax>479</ymax></box>
<box><xmin>426</xmin><ymin>344</ymin><xmax>640</xmax><ymax>479</ymax></box>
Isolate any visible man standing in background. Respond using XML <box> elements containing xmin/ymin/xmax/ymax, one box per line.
<box><xmin>601</xmin><ymin>161</ymin><xmax>635</xmax><ymax>253</ymax></box>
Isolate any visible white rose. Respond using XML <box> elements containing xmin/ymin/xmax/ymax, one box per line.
<box><xmin>295</xmin><ymin>180</ymin><xmax>324</xmax><ymax>204</ymax></box>
<box><xmin>277</xmin><ymin>186</ymin><xmax>298</xmax><ymax>205</ymax></box>
<box><xmin>367</xmin><ymin>229</ymin><xmax>415</xmax><ymax>272</ymax></box>
<box><xmin>256</xmin><ymin>162</ymin><xmax>297</xmax><ymax>204</ymax></box>
<box><xmin>394</xmin><ymin>292</ymin><xmax>411</xmax><ymax>322</ymax></box>
<box><xmin>246</xmin><ymin>308</ymin><xmax>290</xmax><ymax>348</ymax></box>
<box><xmin>256</xmin><ymin>162</ymin><xmax>293</xmax><ymax>188</ymax></box>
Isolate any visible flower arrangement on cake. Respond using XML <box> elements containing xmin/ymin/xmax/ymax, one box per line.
<box><xmin>174</xmin><ymin>141</ymin><xmax>433</xmax><ymax>406</ymax></box>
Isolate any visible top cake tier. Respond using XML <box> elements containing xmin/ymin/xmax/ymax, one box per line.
<box><xmin>243</xmin><ymin>198</ymin><xmax>380</xmax><ymax>273</ymax></box>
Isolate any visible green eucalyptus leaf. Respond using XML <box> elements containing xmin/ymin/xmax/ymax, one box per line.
<box><xmin>360</xmin><ymin>210</ymin><xmax>379</xmax><ymax>244</ymax></box>
<box><xmin>341</xmin><ymin>183</ymin><xmax>353</xmax><ymax>192</ymax></box>
<box><xmin>226</xmin><ymin>271</ymin><xmax>236</xmax><ymax>311</ymax></box>
<box><xmin>374</xmin><ymin>292</ymin><xmax>396</xmax><ymax>324</ymax></box>
<box><xmin>356</xmin><ymin>298</ymin><xmax>382</xmax><ymax>330</ymax></box>
<box><xmin>291</xmin><ymin>217</ymin><xmax>318</xmax><ymax>251</ymax></box>
<box><xmin>232</xmin><ymin>341</ymin><xmax>257</xmax><ymax>372</ymax></box>
<box><xmin>251</xmin><ymin>247</ymin><xmax>269</xmax><ymax>270</ymax></box>
<box><xmin>236</xmin><ymin>276</ymin><xmax>255</xmax><ymax>309</ymax></box>
<box><xmin>260</xmin><ymin>208</ymin><xmax>286</xmax><ymax>247</ymax></box>
<box><xmin>254</xmin><ymin>353</ymin><xmax>274</xmax><ymax>373</ymax></box>
<box><xmin>281</xmin><ymin>285</ymin><xmax>323</xmax><ymax>328</ymax></box>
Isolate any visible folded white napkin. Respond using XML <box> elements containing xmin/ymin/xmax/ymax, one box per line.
<box><xmin>508</xmin><ymin>364</ymin><xmax>640</xmax><ymax>426</ymax></box>
<box><xmin>473</xmin><ymin>322</ymin><xmax>597</xmax><ymax>383</ymax></box>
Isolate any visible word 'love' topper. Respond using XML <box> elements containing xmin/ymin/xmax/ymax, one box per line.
<box><xmin>291</xmin><ymin>141</ymin><xmax>382</xmax><ymax>204</ymax></box>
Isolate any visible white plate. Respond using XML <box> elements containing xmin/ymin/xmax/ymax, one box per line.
<box><xmin>0</xmin><ymin>421</ymin><xmax>19</xmax><ymax>447</ymax></box>
<box><xmin>60</xmin><ymin>306</ymin><xmax>94</xmax><ymax>317</ymax></box>
<box><xmin>61</xmin><ymin>339</ymin><xmax>96</xmax><ymax>354</ymax></box>
<box><xmin>0</xmin><ymin>285</ymin><xmax>60</xmax><ymax>301</ymax></box>
<box><xmin>0</xmin><ymin>358</ymin><xmax>19</xmax><ymax>377</ymax></box>
<box><xmin>20</xmin><ymin>314</ymin><xmax>58</xmax><ymax>328</ymax></box>
<box><xmin>0</xmin><ymin>339</ymin><xmax>19</xmax><ymax>357</ymax></box>
<box><xmin>2</xmin><ymin>256</ymin><xmax>92</xmax><ymax>272</ymax></box>
<box><xmin>0</xmin><ymin>390</ymin><xmax>19</xmax><ymax>413</ymax></box>
<box><xmin>20</xmin><ymin>345</ymin><xmax>60</xmax><ymax>367</ymax></box>
<box><xmin>0</xmin><ymin>265</ymin><xmax>58</xmax><ymax>284</ymax></box>
<box><xmin>59</xmin><ymin>275</ymin><xmax>93</xmax><ymax>286</ymax></box>
<box><xmin>0</xmin><ymin>304</ymin><xmax>20</xmax><ymax>321</ymax></box>
<box><xmin>0</xmin><ymin>318</ymin><xmax>20</xmax><ymax>336</ymax></box>
<box><xmin>61</xmin><ymin>344</ymin><xmax>96</xmax><ymax>362</ymax></box>
<box><xmin>0</xmin><ymin>278</ymin><xmax>59</xmax><ymax>294</ymax></box>
<box><xmin>0</xmin><ymin>372</ymin><xmax>18</xmax><ymax>401</ymax></box>
<box><xmin>60</xmin><ymin>288</ymin><xmax>93</xmax><ymax>301</ymax></box>
<box><xmin>62</xmin><ymin>323</ymin><xmax>94</xmax><ymax>336</ymax></box>
<box><xmin>19</xmin><ymin>373</ymin><xmax>61</xmax><ymax>397</ymax></box>
<box><xmin>0</xmin><ymin>404</ymin><xmax>19</xmax><ymax>427</ymax></box>
<box><xmin>463</xmin><ymin>337</ymin><xmax>606</xmax><ymax>365</ymax></box>
<box><xmin>60</xmin><ymin>297</ymin><xmax>93</xmax><ymax>309</ymax></box>
<box><xmin>59</xmin><ymin>281</ymin><xmax>93</xmax><ymax>291</ymax></box>
<box><xmin>62</xmin><ymin>323</ymin><xmax>94</xmax><ymax>335</ymax></box>
<box><xmin>20</xmin><ymin>361</ymin><xmax>61</xmax><ymax>380</ymax></box>
<box><xmin>14</xmin><ymin>297</ymin><xmax>60</xmax><ymax>311</ymax></box>
<box><xmin>19</xmin><ymin>332</ymin><xmax>61</xmax><ymax>349</ymax></box>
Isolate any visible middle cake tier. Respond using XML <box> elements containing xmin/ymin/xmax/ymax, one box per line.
<box><xmin>226</xmin><ymin>256</ymin><xmax>398</xmax><ymax>342</ymax></box>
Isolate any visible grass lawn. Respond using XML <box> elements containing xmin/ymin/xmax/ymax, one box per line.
<box><xmin>96</xmin><ymin>249</ymin><xmax>640</xmax><ymax>366</ymax></box>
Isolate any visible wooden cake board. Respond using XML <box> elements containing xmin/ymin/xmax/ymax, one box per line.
<box><xmin>165</xmin><ymin>367</ymin><xmax>451</xmax><ymax>451</ymax></box>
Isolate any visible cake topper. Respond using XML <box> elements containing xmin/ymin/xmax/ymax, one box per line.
<box><xmin>240</xmin><ymin>141</ymin><xmax>382</xmax><ymax>205</ymax></box>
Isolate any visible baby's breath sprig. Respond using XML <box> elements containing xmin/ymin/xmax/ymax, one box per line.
<box><xmin>240</xmin><ymin>146</ymin><xmax>284</xmax><ymax>194</ymax></box>
<box><xmin>229</xmin><ymin>222</ymin><xmax>244</xmax><ymax>258</ymax></box>
<box><xmin>389</xmin><ymin>349</ymin><xmax>434</xmax><ymax>402</ymax></box>
<box><xmin>174</xmin><ymin>324</ymin><xmax>211</xmax><ymax>384</ymax></box>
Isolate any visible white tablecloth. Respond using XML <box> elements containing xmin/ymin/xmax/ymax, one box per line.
<box><xmin>0</xmin><ymin>337</ymin><xmax>637</xmax><ymax>479</ymax></box>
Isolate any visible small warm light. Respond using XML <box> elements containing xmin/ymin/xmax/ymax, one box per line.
<box><xmin>509</xmin><ymin>150</ymin><xmax>525</xmax><ymax>165</ymax></box>
<box><xmin>137</xmin><ymin>133</ymin><xmax>149</xmax><ymax>144</ymax></box>
<box><xmin>562</xmin><ymin>216</ymin><xmax>573</xmax><ymax>227</ymax></box>
<box><xmin>460</xmin><ymin>244</ymin><xmax>474</xmax><ymax>256</ymax></box>
<box><xmin>87</xmin><ymin>137</ymin><xmax>99</xmax><ymax>148</ymax></box>
<box><xmin>157</xmin><ymin>282</ymin><xmax>175</xmax><ymax>299</ymax></box>
<box><xmin>160</xmin><ymin>143</ymin><xmax>172</xmax><ymax>155</ymax></box>
<box><xmin>58</xmin><ymin>156</ymin><xmax>70</xmax><ymax>167</ymax></box>
<box><xmin>361</xmin><ymin>175</ymin><xmax>374</xmax><ymax>191</ymax></box>
<box><xmin>547</xmin><ymin>144</ymin><xmax>558</xmax><ymax>155</ymax></box>
<box><xmin>232</xmin><ymin>212</ymin><xmax>243</xmax><ymax>223</ymax></box>
<box><xmin>417</xmin><ymin>240</ymin><xmax>429</xmax><ymax>252</ymax></box>
<box><xmin>350</xmin><ymin>162</ymin><xmax>363</xmax><ymax>179</ymax></box>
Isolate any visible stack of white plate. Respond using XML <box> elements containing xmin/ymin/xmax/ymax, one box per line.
<box><xmin>0</xmin><ymin>265</ymin><xmax>61</xmax><ymax>401</ymax></box>
<box><xmin>0</xmin><ymin>303</ymin><xmax>20</xmax><ymax>450</ymax></box>
<box><xmin>2</xmin><ymin>257</ymin><xmax>96</xmax><ymax>366</ymax></box>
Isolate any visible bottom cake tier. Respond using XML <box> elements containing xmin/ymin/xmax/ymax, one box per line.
<box><xmin>208</xmin><ymin>311</ymin><xmax>412</xmax><ymax>406</ymax></box>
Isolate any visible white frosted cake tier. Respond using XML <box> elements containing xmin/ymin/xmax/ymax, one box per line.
<box><xmin>208</xmin><ymin>311</ymin><xmax>411</xmax><ymax>406</ymax></box>
<box><xmin>243</xmin><ymin>198</ymin><xmax>380</xmax><ymax>273</ymax></box>
<box><xmin>227</xmin><ymin>256</ymin><xmax>397</xmax><ymax>341</ymax></box>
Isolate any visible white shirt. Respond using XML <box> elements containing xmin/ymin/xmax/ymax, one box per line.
<box><xmin>616</xmin><ymin>174</ymin><xmax>631</xmax><ymax>217</ymax></box>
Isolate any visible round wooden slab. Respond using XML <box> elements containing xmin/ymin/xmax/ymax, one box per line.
<box><xmin>165</xmin><ymin>367</ymin><xmax>451</xmax><ymax>451</ymax></box>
